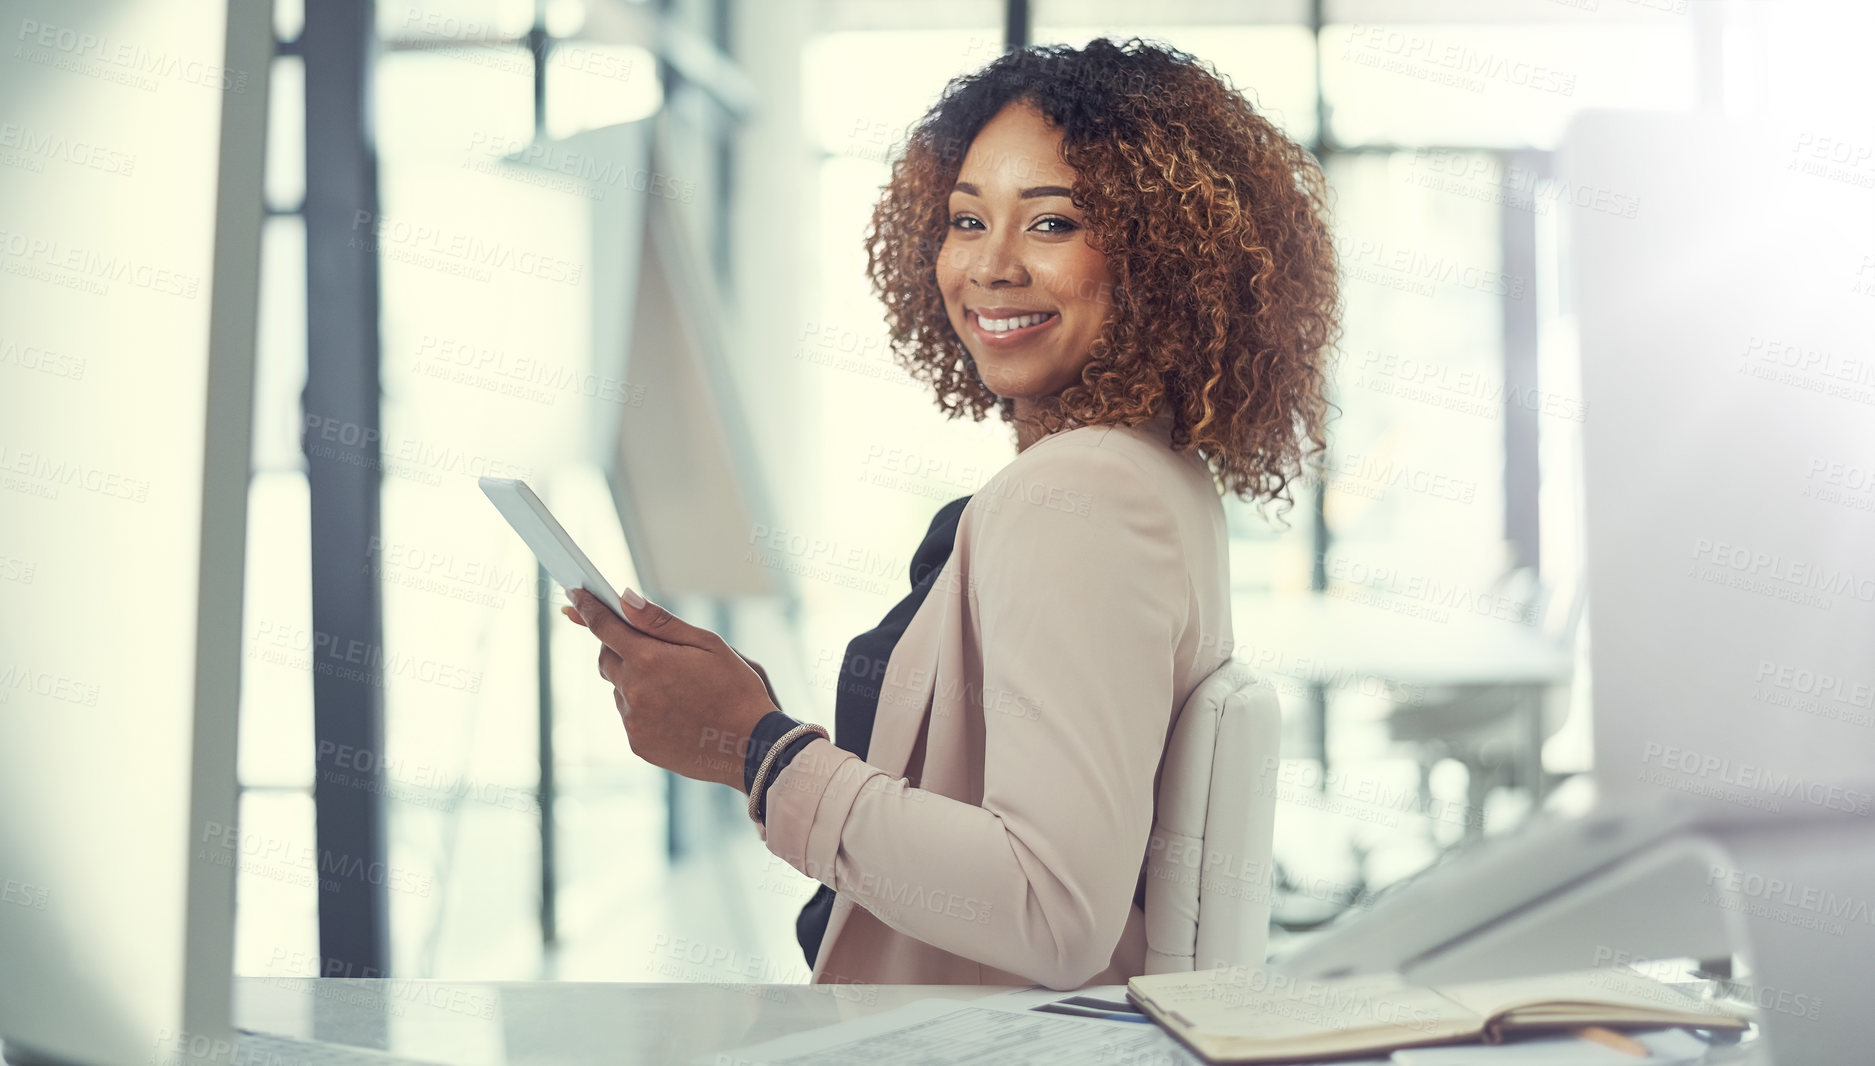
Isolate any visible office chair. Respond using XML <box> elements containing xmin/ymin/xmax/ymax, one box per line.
<box><xmin>1142</xmin><ymin>659</ymin><xmax>1284</xmax><ymax>974</ymax></box>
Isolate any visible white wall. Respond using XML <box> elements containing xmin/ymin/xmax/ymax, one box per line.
<box><xmin>0</xmin><ymin>1</ymin><xmax>261</xmax><ymax>1061</ymax></box>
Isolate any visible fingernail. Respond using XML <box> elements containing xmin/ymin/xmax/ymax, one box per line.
<box><xmin>622</xmin><ymin>586</ymin><xmax>646</xmax><ymax>609</ymax></box>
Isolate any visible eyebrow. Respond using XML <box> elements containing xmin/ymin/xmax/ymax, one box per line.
<box><xmin>952</xmin><ymin>182</ymin><xmax>1074</xmax><ymax>200</ymax></box>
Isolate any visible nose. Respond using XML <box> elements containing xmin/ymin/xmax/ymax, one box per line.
<box><xmin>963</xmin><ymin>225</ymin><xmax>1029</xmax><ymax>289</ymax></box>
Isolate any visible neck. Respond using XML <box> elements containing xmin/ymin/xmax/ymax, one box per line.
<box><xmin>1013</xmin><ymin>399</ymin><xmax>1176</xmax><ymax>454</ymax></box>
<box><xmin>1012</xmin><ymin>398</ymin><xmax>1050</xmax><ymax>453</ymax></box>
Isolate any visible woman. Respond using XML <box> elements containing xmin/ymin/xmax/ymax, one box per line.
<box><xmin>563</xmin><ymin>37</ymin><xmax>1338</xmax><ymax>990</ymax></box>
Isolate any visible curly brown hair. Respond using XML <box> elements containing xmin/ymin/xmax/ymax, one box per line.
<box><xmin>866</xmin><ymin>37</ymin><xmax>1340</xmax><ymax>510</ymax></box>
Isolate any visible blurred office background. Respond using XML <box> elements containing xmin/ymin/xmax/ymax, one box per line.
<box><xmin>224</xmin><ymin>0</ymin><xmax>1868</xmax><ymax>984</ymax></box>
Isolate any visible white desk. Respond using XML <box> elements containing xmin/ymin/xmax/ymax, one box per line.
<box><xmin>1230</xmin><ymin>591</ymin><xmax>1574</xmax><ymax>689</ymax></box>
<box><xmin>234</xmin><ymin>978</ymin><xmax>1002</xmax><ymax>1065</ymax></box>
<box><xmin>1232</xmin><ymin>592</ymin><xmax>1574</xmax><ymax>808</ymax></box>
<box><xmin>233</xmin><ymin>978</ymin><xmax>1767</xmax><ymax>1065</ymax></box>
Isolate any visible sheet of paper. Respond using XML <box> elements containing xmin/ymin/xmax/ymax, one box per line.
<box><xmin>973</xmin><ymin>983</ymin><xmax>1136</xmax><ymax>1012</ymax></box>
<box><xmin>1391</xmin><ymin>1027</ymin><xmax>1716</xmax><ymax>1065</ymax></box>
<box><xmin>692</xmin><ymin>996</ymin><xmax>1204</xmax><ymax>1066</ymax></box>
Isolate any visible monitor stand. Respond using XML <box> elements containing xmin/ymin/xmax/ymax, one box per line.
<box><xmin>1276</xmin><ymin>797</ymin><xmax>1875</xmax><ymax>1065</ymax></box>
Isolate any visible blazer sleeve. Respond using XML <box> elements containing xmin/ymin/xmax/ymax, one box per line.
<box><xmin>758</xmin><ymin>442</ymin><xmax>1189</xmax><ymax>989</ymax></box>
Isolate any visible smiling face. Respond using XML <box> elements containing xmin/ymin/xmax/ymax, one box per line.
<box><xmin>936</xmin><ymin>101</ymin><xmax>1116</xmax><ymax>415</ymax></box>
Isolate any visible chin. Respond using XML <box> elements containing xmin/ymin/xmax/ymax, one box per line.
<box><xmin>978</xmin><ymin>373</ymin><xmax>1040</xmax><ymax>404</ymax></box>
<box><xmin>972</xmin><ymin>357</ymin><xmax>1038</xmax><ymax>394</ymax></box>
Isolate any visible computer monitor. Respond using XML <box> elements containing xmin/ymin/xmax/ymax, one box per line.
<box><xmin>0</xmin><ymin>2</ymin><xmax>269</xmax><ymax>1063</ymax></box>
<box><xmin>1574</xmin><ymin>124</ymin><xmax>1875</xmax><ymax>819</ymax></box>
<box><xmin>1275</xmin><ymin>106</ymin><xmax>1875</xmax><ymax>992</ymax></box>
<box><xmin>1274</xmin><ymin>105</ymin><xmax>1875</xmax><ymax>1066</ymax></box>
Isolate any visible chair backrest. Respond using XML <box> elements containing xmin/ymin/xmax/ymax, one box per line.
<box><xmin>1142</xmin><ymin>658</ymin><xmax>1283</xmax><ymax>974</ymax></box>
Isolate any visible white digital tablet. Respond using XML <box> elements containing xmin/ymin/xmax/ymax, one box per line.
<box><xmin>478</xmin><ymin>476</ymin><xmax>634</xmax><ymax>626</ymax></box>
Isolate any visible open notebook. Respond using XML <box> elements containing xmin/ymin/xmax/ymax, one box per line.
<box><xmin>1125</xmin><ymin>967</ymin><xmax>1752</xmax><ymax>1063</ymax></box>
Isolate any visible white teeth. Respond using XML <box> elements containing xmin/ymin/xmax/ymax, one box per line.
<box><xmin>979</xmin><ymin>312</ymin><xmax>1051</xmax><ymax>333</ymax></box>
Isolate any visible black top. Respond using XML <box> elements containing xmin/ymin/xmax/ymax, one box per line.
<box><xmin>742</xmin><ymin>494</ymin><xmax>972</xmax><ymax>968</ymax></box>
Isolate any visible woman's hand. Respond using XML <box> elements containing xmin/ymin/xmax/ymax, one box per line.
<box><xmin>564</xmin><ymin>587</ymin><xmax>776</xmax><ymax>792</ymax></box>
<box><xmin>560</xmin><ymin>604</ymin><xmax>780</xmax><ymax>709</ymax></box>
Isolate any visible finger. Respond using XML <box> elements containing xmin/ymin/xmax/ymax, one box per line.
<box><xmin>591</xmin><ymin>585</ymin><xmax>716</xmax><ymax>651</ymax></box>
<box><xmin>570</xmin><ymin>589</ymin><xmax>651</xmax><ymax>658</ymax></box>
<box><xmin>598</xmin><ymin>644</ymin><xmax>625</xmax><ymax>684</ymax></box>
<box><xmin>560</xmin><ymin>605</ymin><xmax>587</xmax><ymax>628</ymax></box>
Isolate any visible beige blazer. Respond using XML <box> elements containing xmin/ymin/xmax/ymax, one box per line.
<box><xmin>758</xmin><ymin>405</ymin><xmax>1234</xmax><ymax>990</ymax></box>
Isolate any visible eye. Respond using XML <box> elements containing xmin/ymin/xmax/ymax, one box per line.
<box><xmin>1031</xmin><ymin>215</ymin><xmax>1079</xmax><ymax>234</ymax></box>
<box><xmin>949</xmin><ymin>214</ymin><xmax>984</xmax><ymax>231</ymax></box>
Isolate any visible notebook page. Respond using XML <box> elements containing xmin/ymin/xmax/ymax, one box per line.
<box><xmin>1436</xmin><ymin>968</ymin><xmax>1745</xmax><ymax>1028</ymax></box>
<box><xmin>1131</xmin><ymin>970</ymin><xmax>1479</xmax><ymax>1041</ymax></box>
<box><xmin>1391</xmin><ymin>1026</ymin><xmax>1715</xmax><ymax>1064</ymax></box>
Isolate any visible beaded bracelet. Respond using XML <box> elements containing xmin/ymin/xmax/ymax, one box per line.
<box><xmin>746</xmin><ymin>722</ymin><xmax>828</xmax><ymax>825</ymax></box>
